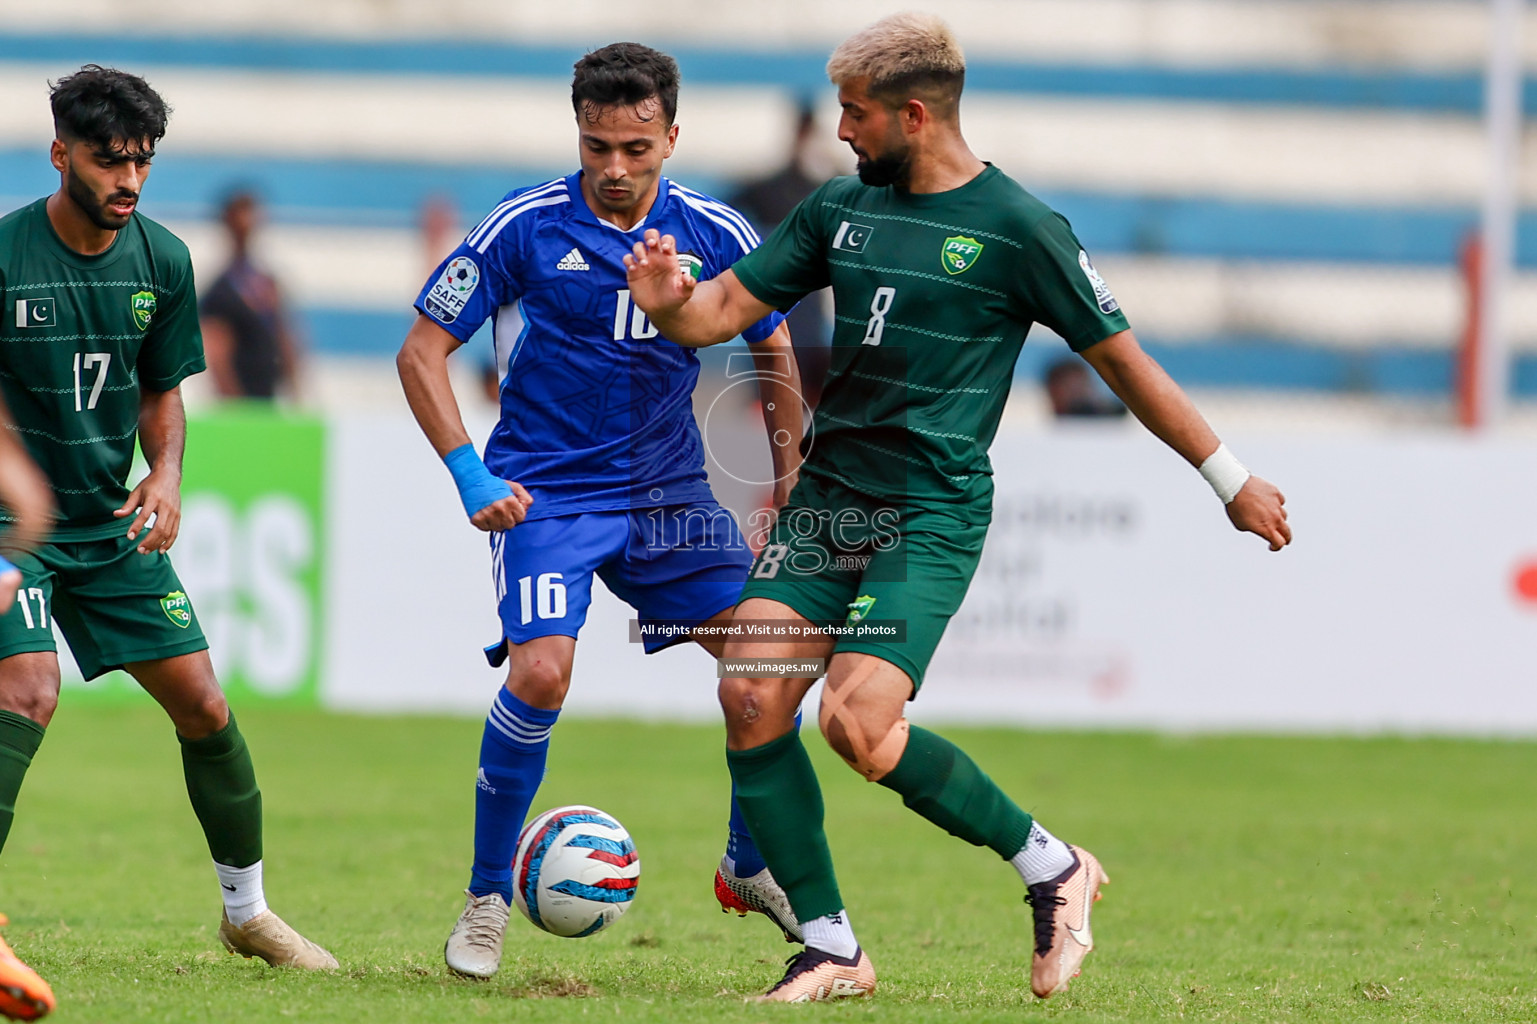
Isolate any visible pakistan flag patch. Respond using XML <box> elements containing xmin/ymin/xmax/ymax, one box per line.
<box><xmin>161</xmin><ymin>591</ymin><xmax>192</xmax><ymax>628</ymax></box>
<box><xmin>942</xmin><ymin>236</ymin><xmax>983</xmax><ymax>275</ymax></box>
<box><xmin>846</xmin><ymin>594</ymin><xmax>877</xmax><ymax>626</ymax></box>
<box><xmin>131</xmin><ymin>290</ymin><xmax>157</xmax><ymax>331</ymax></box>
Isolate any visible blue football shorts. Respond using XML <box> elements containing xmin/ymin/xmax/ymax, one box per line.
<box><xmin>484</xmin><ymin>502</ymin><xmax>753</xmax><ymax>665</ymax></box>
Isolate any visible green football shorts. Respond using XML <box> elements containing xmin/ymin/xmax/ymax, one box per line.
<box><xmin>0</xmin><ymin>531</ymin><xmax>209</xmax><ymax>680</ymax></box>
<box><xmin>737</xmin><ymin>472</ymin><xmax>987</xmax><ymax>690</ymax></box>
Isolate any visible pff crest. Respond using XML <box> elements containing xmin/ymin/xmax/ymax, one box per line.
<box><xmin>161</xmin><ymin>590</ymin><xmax>193</xmax><ymax>628</ymax></box>
<box><xmin>131</xmin><ymin>290</ymin><xmax>157</xmax><ymax>331</ymax></box>
<box><xmin>941</xmin><ymin>236</ymin><xmax>983</xmax><ymax>275</ymax></box>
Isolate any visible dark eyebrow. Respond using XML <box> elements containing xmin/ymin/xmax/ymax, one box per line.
<box><xmin>580</xmin><ymin>134</ymin><xmax>654</xmax><ymax>149</ymax></box>
<box><xmin>93</xmin><ymin>147</ymin><xmax>155</xmax><ymax>164</ymax></box>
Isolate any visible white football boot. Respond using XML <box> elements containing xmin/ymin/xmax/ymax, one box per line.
<box><xmin>714</xmin><ymin>856</ymin><xmax>804</xmax><ymax>943</ymax></box>
<box><xmin>444</xmin><ymin>890</ymin><xmax>510</xmax><ymax>978</ymax></box>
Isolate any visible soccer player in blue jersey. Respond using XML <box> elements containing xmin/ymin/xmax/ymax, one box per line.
<box><xmin>397</xmin><ymin>43</ymin><xmax>806</xmax><ymax>978</ymax></box>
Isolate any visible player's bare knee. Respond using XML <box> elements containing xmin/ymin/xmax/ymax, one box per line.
<box><xmin>172</xmin><ymin>689</ymin><xmax>230</xmax><ymax>740</ymax></box>
<box><xmin>507</xmin><ymin>658</ymin><xmax>569</xmax><ymax>710</ymax></box>
<box><xmin>719</xmin><ymin>675</ymin><xmax>784</xmax><ymax>730</ymax></box>
<box><xmin>717</xmin><ymin>675</ymin><xmax>755</xmax><ymax>719</ymax></box>
<box><xmin>0</xmin><ymin>655</ymin><xmax>62</xmax><ymax>726</ymax></box>
<box><xmin>0</xmin><ymin>675</ymin><xmax>60</xmax><ymax>726</ymax></box>
<box><xmin>818</xmin><ymin>678</ymin><xmax>910</xmax><ymax>782</ymax></box>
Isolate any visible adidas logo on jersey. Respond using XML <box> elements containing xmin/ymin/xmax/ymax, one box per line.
<box><xmin>556</xmin><ymin>247</ymin><xmax>590</xmax><ymax>271</ymax></box>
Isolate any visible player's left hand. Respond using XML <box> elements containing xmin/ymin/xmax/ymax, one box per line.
<box><xmin>1226</xmin><ymin>475</ymin><xmax>1290</xmax><ymax>551</ymax></box>
<box><xmin>115</xmin><ymin>468</ymin><xmax>183</xmax><ymax>554</ymax></box>
<box><xmin>622</xmin><ymin>230</ymin><xmax>694</xmax><ymax>318</ymax></box>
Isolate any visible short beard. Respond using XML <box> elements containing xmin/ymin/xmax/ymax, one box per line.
<box><xmin>856</xmin><ymin>150</ymin><xmax>911</xmax><ymax>189</ymax></box>
<box><xmin>66</xmin><ymin>164</ymin><xmax>133</xmax><ymax>231</ymax></box>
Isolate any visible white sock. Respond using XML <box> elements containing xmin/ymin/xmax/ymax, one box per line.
<box><xmin>215</xmin><ymin>860</ymin><xmax>269</xmax><ymax>927</ymax></box>
<box><xmin>800</xmin><ymin>910</ymin><xmax>858</xmax><ymax>959</ymax></box>
<box><xmin>1011</xmin><ymin>822</ymin><xmax>1076</xmax><ymax>885</ymax></box>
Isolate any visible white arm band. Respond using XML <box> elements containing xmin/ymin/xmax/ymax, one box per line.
<box><xmin>1198</xmin><ymin>443</ymin><xmax>1250</xmax><ymax>504</ymax></box>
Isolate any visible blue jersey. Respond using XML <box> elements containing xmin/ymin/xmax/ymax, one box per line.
<box><xmin>416</xmin><ymin>171</ymin><xmax>783</xmax><ymax>520</ymax></box>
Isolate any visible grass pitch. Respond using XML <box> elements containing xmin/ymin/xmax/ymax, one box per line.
<box><xmin>1</xmin><ymin>703</ymin><xmax>1533</xmax><ymax>1023</ymax></box>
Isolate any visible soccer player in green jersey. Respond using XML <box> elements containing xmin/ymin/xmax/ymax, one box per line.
<box><xmin>625</xmin><ymin>13</ymin><xmax>1291</xmax><ymax>1003</ymax></box>
<box><xmin>0</xmin><ymin>66</ymin><xmax>335</xmax><ymax>974</ymax></box>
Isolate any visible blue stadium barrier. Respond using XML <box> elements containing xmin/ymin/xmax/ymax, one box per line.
<box><xmin>0</xmin><ymin>149</ymin><xmax>1515</xmax><ymax>268</ymax></box>
<box><xmin>303</xmin><ymin>307</ymin><xmax>1537</xmax><ymax>397</ymax></box>
<box><xmin>0</xmin><ymin>32</ymin><xmax>1528</xmax><ymax>114</ymax></box>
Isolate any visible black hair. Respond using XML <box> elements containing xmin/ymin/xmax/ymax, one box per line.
<box><xmin>49</xmin><ymin>64</ymin><xmax>169</xmax><ymax>154</ymax></box>
<box><xmin>571</xmin><ymin>43</ymin><xmax>680</xmax><ymax>125</ymax></box>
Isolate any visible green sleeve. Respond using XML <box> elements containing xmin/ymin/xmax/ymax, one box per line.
<box><xmin>730</xmin><ymin>185</ymin><xmax>833</xmax><ymax>311</ymax></box>
<box><xmin>138</xmin><ymin>248</ymin><xmax>207</xmax><ymax>391</ymax></box>
<box><xmin>1016</xmin><ymin>213</ymin><xmax>1130</xmax><ymax>352</ymax></box>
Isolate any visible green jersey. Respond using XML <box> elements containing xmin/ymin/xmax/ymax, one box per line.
<box><xmin>732</xmin><ymin>166</ymin><xmax>1129</xmax><ymax>516</ymax></box>
<box><xmin>0</xmin><ymin>198</ymin><xmax>206</xmax><ymax>538</ymax></box>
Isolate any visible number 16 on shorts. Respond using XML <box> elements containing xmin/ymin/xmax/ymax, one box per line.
<box><xmin>492</xmin><ymin>533</ymin><xmax>567</xmax><ymax>624</ymax></box>
<box><xmin>516</xmin><ymin>573</ymin><xmax>567</xmax><ymax>624</ymax></box>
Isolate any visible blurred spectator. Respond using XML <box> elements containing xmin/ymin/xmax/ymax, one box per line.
<box><xmin>1044</xmin><ymin>356</ymin><xmax>1128</xmax><ymax>419</ymax></box>
<box><xmin>198</xmin><ymin>191</ymin><xmax>303</xmax><ymax>400</ymax></box>
<box><xmin>730</xmin><ymin>100</ymin><xmax>835</xmax><ymax>408</ymax></box>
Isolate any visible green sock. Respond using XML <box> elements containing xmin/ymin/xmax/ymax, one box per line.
<box><xmin>726</xmin><ymin>730</ymin><xmax>844</xmax><ymax>922</ymax></box>
<box><xmin>179</xmin><ymin>712</ymin><xmax>263</xmax><ymax>868</ymax></box>
<box><xmin>0</xmin><ymin>710</ymin><xmax>45</xmax><ymax>855</ymax></box>
<box><xmin>878</xmin><ymin>725</ymin><xmax>1034</xmax><ymax>859</ymax></box>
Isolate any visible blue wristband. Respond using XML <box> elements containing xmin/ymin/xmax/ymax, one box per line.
<box><xmin>443</xmin><ymin>443</ymin><xmax>514</xmax><ymax>518</ymax></box>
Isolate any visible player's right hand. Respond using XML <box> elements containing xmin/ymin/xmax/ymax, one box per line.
<box><xmin>623</xmin><ymin>230</ymin><xmax>695</xmax><ymax>317</ymax></box>
<box><xmin>470</xmin><ymin>481</ymin><xmax>533</xmax><ymax>532</ymax></box>
<box><xmin>1226</xmin><ymin>475</ymin><xmax>1290</xmax><ymax>551</ymax></box>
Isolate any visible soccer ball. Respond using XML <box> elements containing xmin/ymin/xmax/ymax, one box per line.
<box><xmin>511</xmin><ymin>805</ymin><xmax>639</xmax><ymax>937</ymax></box>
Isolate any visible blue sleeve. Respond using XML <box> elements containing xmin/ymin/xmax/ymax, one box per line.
<box><xmin>741</xmin><ymin>307</ymin><xmax>786</xmax><ymax>345</ymax></box>
<box><xmin>414</xmin><ymin>223</ymin><xmax>520</xmax><ymax>344</ymax></box>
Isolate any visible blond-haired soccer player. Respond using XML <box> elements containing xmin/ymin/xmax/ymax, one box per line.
<box><xmin>626</xmin><ymin>12</ymin><xmax>1290</xmax><ymax>1003</ymax></box>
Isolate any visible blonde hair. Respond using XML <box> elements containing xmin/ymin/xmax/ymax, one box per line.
<box><xmin>826</xmin><ymin>12</ymin><xmax>966</xmax><ymax>112</ymax></box>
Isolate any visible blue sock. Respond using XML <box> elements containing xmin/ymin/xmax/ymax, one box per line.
<box><xmin>724</xmin><ymin>708</ymin><xmax>801</xmax><ymax>878</ymax></box>
<box><xmin>469</xmin><ymin>687</ymin><xmax>560</xmax><ymax>902</ymax></box>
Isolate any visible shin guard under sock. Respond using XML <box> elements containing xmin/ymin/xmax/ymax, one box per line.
<box><xmin>877</xmin><ymin>724</ymin><xmax>1033</xmax><ymax>858</ymax></box>
<box><xmin>0</xmin><ymin>710</ymin><xmax>44</xmax><ymax>855</ymax></box>
<box><xmin>726</xmin><ymin>729</ymin><xmax>843</xmax><ymax>923</ymax></box>
<box><xmin>180</xmin><ymin>713</ymin><xmax>264</xmax><ymax>868</ymax></box>
<box><xmin>470</xmin><ymin>687</ymin><xmax>559</xmax><ymax>901</ymax></box>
